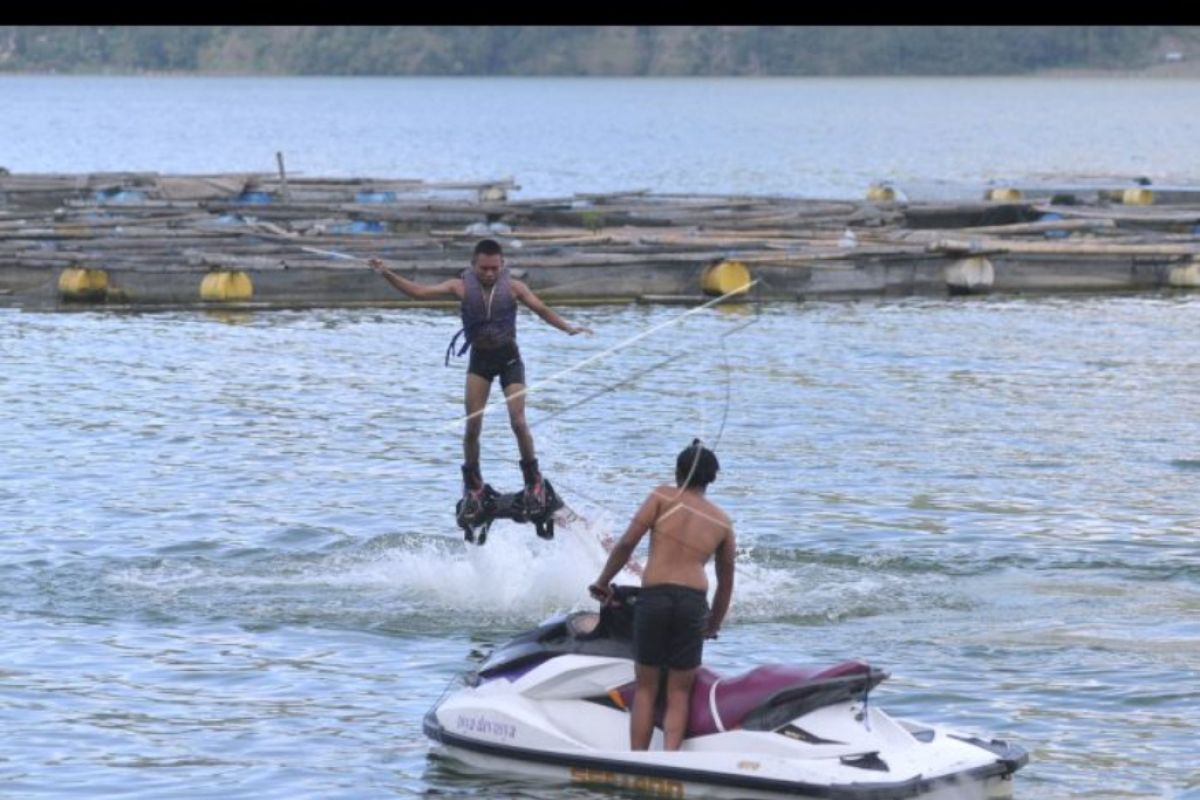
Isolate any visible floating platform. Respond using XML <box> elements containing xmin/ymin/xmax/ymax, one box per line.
<box><xmin>1</xmin><ymin>171</ymin><xmax>1198</xmax><ymax>309</ymax></box>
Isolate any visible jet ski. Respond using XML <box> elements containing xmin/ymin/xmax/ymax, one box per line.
<box><xmin>424</xmin><ymin>586</ymin><xmax>1028</xmax><ymax>800</ymax></box>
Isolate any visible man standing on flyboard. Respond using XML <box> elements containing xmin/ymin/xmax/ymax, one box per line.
<box><xmin>369</xmin><ymin>239</ymin><xmax>592</xmax><ymax>542</ymax></box>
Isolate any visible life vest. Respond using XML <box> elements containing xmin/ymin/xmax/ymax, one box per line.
<box><xmin>445</xmin><ymin>268</ymin><xmax>517</xmax><ymax>365</ymax></box>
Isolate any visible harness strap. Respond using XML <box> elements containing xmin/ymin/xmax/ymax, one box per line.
<box><xmin>445</xmin><ymin>327</ymin><xmax>470</xmax><ymax>366</ymax></box>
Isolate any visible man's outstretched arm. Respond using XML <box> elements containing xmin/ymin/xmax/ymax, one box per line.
<box><xmin>369</xmin><ymin>258</ymin><xmax>461</xmax><ymax>300</ymax></box>
<box><xmin>512</xmin><ymin>280</ymin><xmax>592</xmax><ymax>335</ymax></box>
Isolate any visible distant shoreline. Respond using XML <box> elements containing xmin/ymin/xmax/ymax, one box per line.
<box><xmin>3</xmin><ymin>26</ymin><xmax>1192</xmax><ymax>80</ymax></box>
<box><xmin>3</xmin><ymin>65</ymin><xmax>1200</xmax><ymax>79</ymax></box>
<box><xmin>1030</xmin><ymin>60</ymin><xmax>1200</xmax><ymax>78</ymax></box>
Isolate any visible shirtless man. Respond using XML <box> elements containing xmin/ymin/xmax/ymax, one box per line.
<box><xmin>588</xmin><ymin>440</ymin><xmax>736</xmax><ymax>751</ymax></box>
<box><xmin>368</xmin><ymin>239</ymin><xmax>591</xmax><ymax>527</ymax></box>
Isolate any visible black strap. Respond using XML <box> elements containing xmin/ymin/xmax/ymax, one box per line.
<box><xmin>444</xmin><ymin>327</ymin><xmax>470</xmax><ymax>366</ymax></box>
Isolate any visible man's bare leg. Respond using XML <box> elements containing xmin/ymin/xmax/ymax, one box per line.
<box><xmin>503</xmin><ymin>382</ymin><xmax>535</xmax><ymax>462</ymax></box>
<box><xmin>463</xmin><ymin>373</ymin><xmax>492</xmax><ymax>489</ymax></box>
<box><xmin>630</xmin><ymin>663</ymin><xmax>661</xmax><ymax>750</ymax></box>
<box><xmin>504</xmin><ymin>381</ymin><xmax>548</xmax><ymax>512</ymax></box>
<box><xmin>662</xmin><ymin>667</ymin><xmax>698</xmax><ymax>751</ymax></box>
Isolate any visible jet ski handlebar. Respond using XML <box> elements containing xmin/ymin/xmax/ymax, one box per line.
<box><xmin>588</xmin><ymin>582</ymin><xmax>639</xmax><ymax>606</ymax></box>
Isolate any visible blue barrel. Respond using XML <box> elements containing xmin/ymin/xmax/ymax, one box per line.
<box><xmin>94</xmin><ymin>188</ymin><xmax>146</xmax><ymax>204</ymax></box>
<box><xmin>234</xmin><ymin>191</ymin><xmax>273</xmax><ymax>205</ymax></box>
<box><xmin>355</xmin><ymin>191</ymin><xmax>397</xmax><ymax>203</ymax></box>
<box><xmin>1039</xmin><ymin>212</ymin><xmax>1068</xmax><ymax>239</ymax></box>
<box><xmin>329</xmin><ymin>220</ymin><xmax>385</xmax><ymax>234</ymax></box>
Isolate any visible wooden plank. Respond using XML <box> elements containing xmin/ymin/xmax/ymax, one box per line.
<box><xmin>928</xmin><ymin>236</ymin><xmax>1198</xmax><ymax>256</ymax></box>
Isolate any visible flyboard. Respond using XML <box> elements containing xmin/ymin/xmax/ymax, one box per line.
<box><xmin>454</xmin><ymin>482</ymin><xmax>645</xmax><ymax>577</ymax></box>
<box><xmin>455</xmin><ymin>481</ymin><xmax>565</xmax><ymax>545</ymax></box>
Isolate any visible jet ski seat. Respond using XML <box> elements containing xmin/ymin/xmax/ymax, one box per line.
<box><xmin>617</xmin><ymin>660</ymin><xmax>884</xmax><ymax>738</ymax></box>
<box><xmin>686</xmin><ymin>661</ymin><xmax>879</xmax><ymax>736</ymax></box>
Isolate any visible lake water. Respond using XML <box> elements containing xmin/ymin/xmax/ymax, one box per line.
<box><xmin>2</xmin><ymin>76</ymin><xmax>1199</xmax><ymax>799</ymax></box>
<box><xmin>3</xmin><ymin>75</ymin><xmax>1200</xmax><ymax>199</ymax></box>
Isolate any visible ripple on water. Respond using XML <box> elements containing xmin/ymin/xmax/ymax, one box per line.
<box><xmin>5</xmin><ymin>298</ymin><xmax>1200</xmax><ymax>798</ymax></box>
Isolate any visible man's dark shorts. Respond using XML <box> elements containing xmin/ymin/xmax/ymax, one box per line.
<box><xmin>634</xmin><ymin>584</ymin><xmax>709</xmax><ymax>670</ymax></box>
<box><xmin>468</xmin><ymin>342</ymin><xmax>525</xmax><ymax>388</ymax></box>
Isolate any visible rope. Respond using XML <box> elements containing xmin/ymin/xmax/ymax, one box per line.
<box><xmin>443</xmin><ymin>279</ymin><xmax>760</xmax><ymax>432</ymax></box>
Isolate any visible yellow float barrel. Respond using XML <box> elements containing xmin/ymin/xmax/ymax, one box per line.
<box><xmin>1121</xmin><ymin>188</ymin><xmax>1154</xmax><ymax>205</ymax></box>
<box><xmin>985</xmin><ymin>187</ymin><xmax>1022</xmax><ymax>202</ymax></box>
<box><xmin>57</xmin><ymin>267</ymin><xmax>109</xmax><ymax>302</ymax></box>
<box><xmin>200</xmin><ymin>270</ymin><xmax>254</xmax><ymax>301</ymax></box>
<box><xmin>866</xmin><ymin>184</ymin><xmax>896</xmax><ymax>202</ymax></box>
<box><xmin>701</xmin><ymin>260</ymin><xmax>752</xmax><ymax>297</ymax></box>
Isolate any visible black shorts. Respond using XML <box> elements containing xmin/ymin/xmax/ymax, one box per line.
<box><xmin>634</xmin><ymin>584</ymin><xmax>709</xmax><ymax>670</ymax></box>
<box><xmin>468</xmin><ymin>342</ymin><xmax>525</xmax><ymax>389</ymax></box>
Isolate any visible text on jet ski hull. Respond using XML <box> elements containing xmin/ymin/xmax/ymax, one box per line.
<box><xmin>571</xmin><ymin>767</ymin><xmax>684</xmax><ymax>798</ymax></box>
<box><xmin>455</xmin><ymin>714</ymin><xmax>517</xmax><ymax>739</ymax></box>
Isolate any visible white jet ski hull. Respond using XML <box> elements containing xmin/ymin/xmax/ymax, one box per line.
<box><xmin>425</xmin><ymin>653</ymin><xmax>1025</xmax><ymax>800</ymax></box>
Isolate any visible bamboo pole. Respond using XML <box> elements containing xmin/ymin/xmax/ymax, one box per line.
<box><xmin>929</xmin><ymin>237</ymin><xmax>1199</xmax><ymax>257</ymax></box>
<box><xmin>958</xmin><ymin>218</ymin><xmax>1117</xmax><ymax>236</ymax></box>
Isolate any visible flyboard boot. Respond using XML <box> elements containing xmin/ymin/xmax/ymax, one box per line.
<box><xmin>455</xmin><ymin>462</ymin><xmax>497</xmax><ymax>545</ymax></box>
<box><xmin>519</xmin><ymin>458</ymin><xmax>563</xmax><ymax>540</ymax></box>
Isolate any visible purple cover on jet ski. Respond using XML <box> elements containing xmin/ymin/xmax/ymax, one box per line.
<box><xmin>689</xmin><ymin>661</ymin><xmax>870</xmax><ymax>736</ymax></box>
<box><xmin>616</xmin><ymin>660</ymin><xmax>871</xmax><ymax>738</ymax></box>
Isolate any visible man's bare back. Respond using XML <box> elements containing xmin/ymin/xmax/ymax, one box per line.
<box><xmin>638</xmin><ymin>484</ymin><xmax>733</xmax><ymax>592</ymax></box>
<box><xmin>589</xmin><ymin>451</ymin><xmax>736</xmax><ymax>641</ymax></box>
